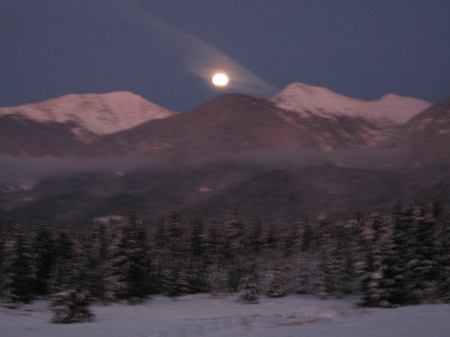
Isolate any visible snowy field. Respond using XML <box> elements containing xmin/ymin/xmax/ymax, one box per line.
<box><xmin>1</xmin><ymin>294</ymin><xmax>449</xmax><ymax>337</ymax></box>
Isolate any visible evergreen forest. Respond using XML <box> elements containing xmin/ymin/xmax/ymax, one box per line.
<box><xmin>1</xmin><ymin>200</ymin><xmax>449</xmax><ymax>322</ymax></box>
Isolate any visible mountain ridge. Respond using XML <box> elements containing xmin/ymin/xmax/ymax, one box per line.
<box><xmin>0</xmin><ymin>91</ymin><xmax>175</xmax><ymax>135</ymax></box>
<box><xmin>0</xmin><ymin>83</ymin><xmax>436</xmax><ymax>158</ymax></box>
<box><xmin>270</xmin><ymin>82</ymin><xmax>431</xmax><ymax>124</ymax></box>
<box><xmin>80</xmin><ymin>92</ymin><xmax>397</xmax><ymax>157</ymax></box>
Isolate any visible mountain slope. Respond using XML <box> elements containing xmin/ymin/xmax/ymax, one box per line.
<box><xmin>0</xmin><ymin>115</ymin><xmax>98</xmax><ymax>157</ymax></box>
<box><xmin>83</xmin><ymin>92</ymin><xmax>396</xmax><ymax>157</ymax></box>
<box><xmin>390</xmin><ymin>96</ymin><xmax>450</xmax><ymax>156</ymax></box>
<box><xmin>83</xmin><ymin>94</ymin><xmax>316</xmax><ymax>156</ymax></box>
<box><xmin>0</xmin><ymin>91</ymin><xmax>174</xmax><ymax>135</ymax></box>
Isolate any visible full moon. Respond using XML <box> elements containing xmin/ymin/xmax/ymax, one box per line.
<box><xmin>212</xmin><ymin>73</ymin><xmax>229</xmax><ymax>86</ymax></box>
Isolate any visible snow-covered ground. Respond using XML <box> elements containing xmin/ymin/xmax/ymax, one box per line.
<box><xmin>1</xmin><ymin>294</ymin><xmax>449</xmax><ymax>337</ymax></box>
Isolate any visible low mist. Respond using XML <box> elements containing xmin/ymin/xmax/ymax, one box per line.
<box><xmin>186</xmin><ymin>148</ymin><xmax>410</xmax><ymax>170</ymax></box>
<box><xmin>0</xmin><ymin>156</ymin><xmax>164</xmax><ymax>184</ymax></box>
<box><xmin>0</xmin><ymin>149</ymin><xmax>410</xmax><ymax>185</ymax></box>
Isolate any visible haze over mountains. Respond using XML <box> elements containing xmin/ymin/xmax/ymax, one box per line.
<box><xmin>0</xmin><ymin>82</ymin><xmax>448</xmax><ymax>227</ymax></box>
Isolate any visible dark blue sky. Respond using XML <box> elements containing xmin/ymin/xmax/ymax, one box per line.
<box><xmin>1</xmin><ymin>0</ymin><xmax>449</xmax><ymax>111</ymax></box>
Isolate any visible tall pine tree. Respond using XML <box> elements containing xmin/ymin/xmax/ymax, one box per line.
<box><xmin>104</xmin><ymin>218</ymin><xmax>150</xmax><ymax>302</ymax></box>
<box><xmin>32</xmin><ymin>223</ymin><xmax>54</xmax><ymax>296</ymax></box>
<box><xmin>0</xmin><ymin>221</ymin><xmax>35</xmax><ymax>304</ymax></box>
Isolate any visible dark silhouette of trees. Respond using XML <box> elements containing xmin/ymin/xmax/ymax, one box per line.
<box><xmin>0</xmin><ymin>199</ymin><xmax>448</xmax><ymax>311</ymax></box>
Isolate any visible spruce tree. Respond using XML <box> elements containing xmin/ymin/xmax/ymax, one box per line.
<box><xmin>390</xmin><ymin>207</ymin><xmax>415</xmax><ymax>305</ymax></box>
<box><xmin>205</xmin><ymin>221</ymin><xmax>228</xmax><ymax>293</ymax></box>
<box><xmin>206</xmin><ymin>264</ymin><xmax>229</xmax><ymax>294</ymax></box>
<box><xmin>264</xmin><ymin>224</ymin><xmax>279</xmax><ymax>251</ymax></box>
<box><xmin>301</xmin><ymin>223</ymin><xmax>314</xmax><ymax>251</ymax></box>
<box><xmin>190</xmin><ymin>219</ymin><xmax>205</xmax><ymax>257</ymax></box>
<box><xmin>74</xmin><ymin>233</ymin><xmax>102</xmax><ymax>297</ymax></box>
<box><xmin>360</xmin><ymin>213</ymin><xmax>396</xmax><ymax>307</ymax></box>
<box><xmin>265</xmin><ymin>268</ymin><xmax>288</xmax><ymax>298</ymax></box>
<box><xmin>150</xmin><ymin>218</ymin><xmax>168</xmax><ymax>294</ymax></box>
<box><xmin>407</xmin><ymin>202</ymin><xmax>441</xmax><ymax>303</ymax></box>
<box><xmin>249</xmin><ymin>218</ymin><xmax>263</xmax><ymax>253</ymax></box>
<box><xmin>32</xmin><ymin>223</ymin><xmax>54</xmax><ymax>296</ymax></box>
<box><xmin>225</xmin><ymin>212</ymin><xmax>250</xmax><ymax>291</ymax></box>
<box><xmin>164</xmin><ymin>268</ymin><xmax>190</xmax><ymax>298</ymax></box>
<box><xmin>51</xmin><ymin>288</ymin><xmax>94</xmax><ymax>324</ymax></box>
<box><xmin>312</xmin><ymin>219</ymin><xmax>352</xmax><ymax>298</ymax></box>
<box><xmin>84</xmin><ymin>224</ymin><xmax>110</xmax><ymax>300</ymax></box>
<box><xmin>187</xmin><ymin>220</ymin><xmax>208</xmax><ymax>293</ymax></box>
<box><xmin>162</xmin><ymin>214</ymin><xmax>192</xmax><ymax>294</ymax></box>
<box><xmin>48</xmin><ymin>231</ymin><xmax>78</xmax><ymax>294</ymax></box>
<box><xmin>238</xmin><ymin>273</ymin><xmax>259</xmax><ymax>304</ymax></box>
<box><xmin>282</xmin><ymin>224</ymin><xmax>301</xmax><ymax>257</ymax></box>
<box><xmin>204</xmin><ymin>220</ymin><xmax>224</xmax><ymax>265</ymax></box>
<box><xmin>294</xmin><ymin>251</ymin><xmax>319</xmax><ymax>295</ymax></box>
<box><xmin>438</xmin><ymin>212</ymin><xmax>450</xmax><ymax>302</ymax></box>
<box><xmin>104</xmin><ymin>218</ymin><xmax>150</xmax><ymax>302</ymax></box>
<box><xmin>0</xmin><ymin>221</ymin><xmax>35</xmax><ymax>304</ymax></box>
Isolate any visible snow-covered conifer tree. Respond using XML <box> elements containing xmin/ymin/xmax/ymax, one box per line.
<box><xmin>390</xmin><ymin>207</ymin><xmax>416</xmax><ymax>305</ymax></box>
<box><xmin>104</xmin><ymin>218</ymin><xmax>150</xmax><ymax>303</ymax></box>
<box><xmin>406</xmin><ymin>202</ymin><xmax>441</xmax><ymax>303</ymax></box>
<box><xmin>238</xmin><ymin>274</ymin><xmax>259</xmax><ymax>304</ymax></box>
<box><xmin>83</xmin><ymin>224</ymin><xmax>111</xmax><ymax>300</ymax></box>
<box><xmin>282</xmin><ymin>223</ymin><xmax>301</xmax><ymax>257</ymax></box>
<box><xmin>164</xmin><ymin>268</ymin><xmax>190</xmax><ymax>298</ymax></box>
<box><xmin>32</xmin><ymin>223</ymin><xmax>54</xmax><ymax>296</ymax></box>
<box><xmin>265</xmin><ymin>268</ymin><xmax>288</xmax><ymax>298</ymax></box>
<box><xmin>203</xmin><ymin>221</ymin><xmax>228</xmax><ymax>293</ymax></box>
<box><xmin>294</xmin><ymin>251</ymin><xmax>319</xmax><ymax>295</ymax></box>
<box><xmin>360</xmin><ymin>213</ymin><xmax>395</xmax><ymax>307</ymax></box>
<box><xmin>226</xmin><ymin>212</ymin><xmax>251</xmax><ymax>291</ymax></box>
<box><xmin>438</xmin><ymin>212</ymin><xmax>450</xmax><ymax>302</ymax></box>
<box><xmin>249</xmin><ymin>218</ymin><xmax>263</xmax><ymax>253</ymax></box>
<box><xmin>48</xmin><ymin>231</ymin><xmax>78</xmax><ymax>294</ymax></box>
<box><xmin>51</xmin><ymin>288</ymin><xmax>94</xmax><ymax>324</ymax></box>
<box><xmin>204</xmin><ymin>220</ymin><xmax>224</xmax><ymax>265</ymax></box>
<box><xmin>187</xmin><ymin>219</ymin><xmax>208</xmax><ymax>293</ymax></box>
<box><xmin>0</xmin><ymin>221</ymin><xmax>35</xmax><ymax>304</ymax></box>
<box><xmin>207</xmin><ymin>264</ymin><xmax>229</xmax><ymax>294</ymax></box>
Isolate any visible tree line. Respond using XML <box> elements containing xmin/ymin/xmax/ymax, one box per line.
<box><xmin>0</xmin><ymin>200</ymin><xmax>449</xmax><ymax>322</ymax></box>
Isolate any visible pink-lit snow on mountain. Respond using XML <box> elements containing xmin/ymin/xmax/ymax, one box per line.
<box><xmin>0</xmin><ymin>92</ymin><xmax>174</xmax><ymax>135</ymax></box>
<box><xmin>270</xmin><ymin>83</ymin><xmax>431</xmax><ymax>124</ymax></box>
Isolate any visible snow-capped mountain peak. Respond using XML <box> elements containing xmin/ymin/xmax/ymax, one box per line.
<box><xmin>0</xmin><ymin>92</ymin><xmax>175</xmax><ymax>135</ymax></box>
<box><xmin>270</xmin><ymin>82</ymin><xmax>367</xmax><ymax>117</ymax></box>
<box><xmin>270</xmin><ymin>82</ymin><xmax>431</xmax><ymax>124</ymax></box>
<box><xmin>367</xmin><ymin>93</ymin><xmax>431</xmax><ymax>124</ymax></box>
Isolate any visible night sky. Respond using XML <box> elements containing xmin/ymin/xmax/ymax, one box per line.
<box><xmin>1</xmin><ymin>0</ymin><xmax>449</xmax><ymax>111</ymax></box>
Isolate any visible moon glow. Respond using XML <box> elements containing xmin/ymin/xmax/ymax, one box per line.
<box><xmin>212</xmin><ymin>73</ymin><xmax>229</xmax><ymax>86</ymax></box>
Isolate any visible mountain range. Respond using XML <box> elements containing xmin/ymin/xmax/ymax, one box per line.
<box><xmin>0</xmin><ymin>83</ymin><xmax>448</xmax><ymax>227</ymax></box>
<box><xmin>0</xmin><ymin>83</ymin><xmax>432</xmax><ymax>157</ymax></box>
